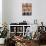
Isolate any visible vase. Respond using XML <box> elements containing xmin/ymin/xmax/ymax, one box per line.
<box><xmin>0</xmin><ymin>38</ymin><xmax>5</xmax><ymax>44</ymax></box>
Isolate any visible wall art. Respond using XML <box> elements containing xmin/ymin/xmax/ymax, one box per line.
<box><xmin>22</xmin><ymin>3</ymin><xmax>32</xmax><ymax>16</ymax></box>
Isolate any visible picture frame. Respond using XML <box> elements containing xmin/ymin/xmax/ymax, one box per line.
<box><xmin>22</xmin><ymin>3</ymin><xmax>32</xmax><ymax>16</ymax></box>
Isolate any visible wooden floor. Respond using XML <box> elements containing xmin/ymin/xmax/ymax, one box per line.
<box><xmin>40</xmin><ymin>45</ymin><xmax>46</xmax><ymax>46</ymax></box>
<box><xmin>0</xmin><ymin>44</ymin><xmax>46</xmax><ymax>46</ymax></box>
<box><xmin>31</xmin><ymin>40</ymin><xmax>46</xmax><ymax>46</ymax></box>
<box><xmin>0</xmin><ymin>44</ymin><xmax>4</xmax><ymax>46</ymax></box>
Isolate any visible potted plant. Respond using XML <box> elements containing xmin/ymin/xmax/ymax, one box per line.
<box><xmin>0</xmin><ymin>23</ymin><xmax>9</xmax><ymax>44</ymax></box>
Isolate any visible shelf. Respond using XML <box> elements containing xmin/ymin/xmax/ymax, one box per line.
<box><xmin>10</xmin><ymin>32</ymin><xmax>15</xmax><ymax>33</ymax></box>
<box><xmin>16</xmin><ymin>32</ymin><xmax>23</xmax><ymax>33</ymax></box>
<box><xmin>9</xmin><ymin>25</ymin><xmax>31</xmax><ymax>36</ymax></box>
<box><xmin>9</xmin><ymin>24</ymin><xmax>38</xmax><ymax>26</ymax></box>
<box><xmin>10</xmin><ymin>32</ymin><xmax>23</xmax><ymax>33</ymax></box>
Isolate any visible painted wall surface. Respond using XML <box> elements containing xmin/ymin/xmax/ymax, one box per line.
<box><xmin>2</xmin><ymin>0</ymin><xmax>9</xmax><ymax>25</ymax></box>
<box><xmin>33</xmin><ymin>0</ymin><xmax>46</xmax><ymax>26</ymax></box>
<box><xmin>0</xmin><ymin>0</ymin><xmax>2</xmax><ymax>27</ymax></box>
<box><xmin>2</xmin><ymin>0</ymin><xmax>46</xmax><ymax>26</ymax></box>
<box><xmin>8</xmin><ymin>0</ymin><xmax>32</xmax><ymax>25</ymax></box>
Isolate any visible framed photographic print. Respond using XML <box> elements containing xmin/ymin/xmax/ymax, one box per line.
<box><xmin>22</xmin><ymin>3</ymin><xmax>32</xmax><ymax>16</ymax></box>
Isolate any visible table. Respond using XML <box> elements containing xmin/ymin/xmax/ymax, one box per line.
<box><xmin>13</xmin><ymin>39</ymin><xmax>32</xmax><ymax>46</ymax></box>
<box><xmin>6</xmin><ymin>36</ymin><xmax>39</xmax><ymax>46</ymax></box>
<box><xmin>12</xmin><ymin>39</ymin><xmax>39</xmax><ymax>46</ymax></box>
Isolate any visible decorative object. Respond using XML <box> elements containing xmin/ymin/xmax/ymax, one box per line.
<box><xmin>26</xmin><ymin>27</ymin><xmax>32</xmax><ymax>40</ymax></box>
<box><xmin>0</xmin><ymin>23</ymin><xmax>9</xmax><ymax>38</ymax></box>
<box><xmin>34</xmin><ymin>19</ymin><xmax>37</xmax><ymax>24</ymax></box>
<box><xmin>0</xmin><ymin>22</ymin><xmax>9</xmax><ymax>44</ymax></box>
<box><xmin>0</xmin><ymin>38</ymin><xmax>5</xmax><ymax>44</ymax></box>
<box><xmin>22</xmin><ymin>3</ymin><xmax>32</xmax><ymax>16</ymax></box>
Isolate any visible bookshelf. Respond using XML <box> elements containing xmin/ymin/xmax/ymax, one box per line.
<box><xmin>9</xmin><ymin>25</ymin><xmax>30</xmax><ymax>37</ymax></box>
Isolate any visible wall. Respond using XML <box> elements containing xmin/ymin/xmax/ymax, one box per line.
<box><xmin>2</xmin><ymin>0</ymin><xmax>8</xmax><ymax>25</ymax></box>
<box><xmin>33</xmin><ymin>0</ymin><xmax>46</xmax><ymax>26</ymax></box>
<box><xmin>7</xmin><ymin>0</ymin><xmax>33</xmax><ymax>25</ymax></box>
<box><xmin>2</xmin><ymin>0</ymin><xmax>46</xmax><ymax>26</ymax></box>
<box><xmin>0</xmin><ymin>0</ymin><xmax>2</xmax><ymax>27</ymax></box>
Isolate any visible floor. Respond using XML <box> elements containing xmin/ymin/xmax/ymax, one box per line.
<box><xmin>31</xmin><ymin>40</ymin><xmax>46</xmax><ymax>46</ymax></box>
<box><xmin>40</xmin><ymin>45</ymin><xmax>46</xmax><ymax>46</ymax></box>
<box><xmin>0</xmin><ymin>44</ymin><xmax>4</xmax><ymax>46</ymax></box>
<box><xmin>0</xmin><ymin>44</ymin><xmax>46</xmax><ymax>46</ymax></box>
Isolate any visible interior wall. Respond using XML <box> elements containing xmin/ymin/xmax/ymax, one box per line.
<box><xmin>33</xmin><ymin>0</ymin><xmax>46</xmax><ymax>26</ymax></box>
<box><xmin>2</xmin><ymin>0</ymin><xmax>12</xmax><ymax>27</ymax></box>
<box><xmin>0</xmin><ymin>0</ymin><xmax>2</xmax><ymax>27</ymax></box>
<box><xmin>8</xmin><ymin>0</ymin><xmax>33</xmax><ymax>25</ymax></box>
<box><xmin>2</xmin><ymin>0</ymin><xmax>8</xmax><ymax>24</ymax></box>
<box><xmin>2</xmin><ymin>0</ymin><xmax>46</xmax><ymax>26</ymax></box>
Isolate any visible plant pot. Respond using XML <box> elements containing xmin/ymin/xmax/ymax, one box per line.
<box><xmin>0</xmin><ymin>38</ymin><xmax>5</xmax><ymax>44</ymax></box>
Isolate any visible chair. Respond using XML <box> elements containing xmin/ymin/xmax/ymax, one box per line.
<box><xmin>5</xmin><ymin>38</ymin><xmax>15</xmax><ymax>46</ymax></box>
<box><xmin>38</xmin><ymin>26</ymin><xmax>46</xmax><ymax>45</ymax></box>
